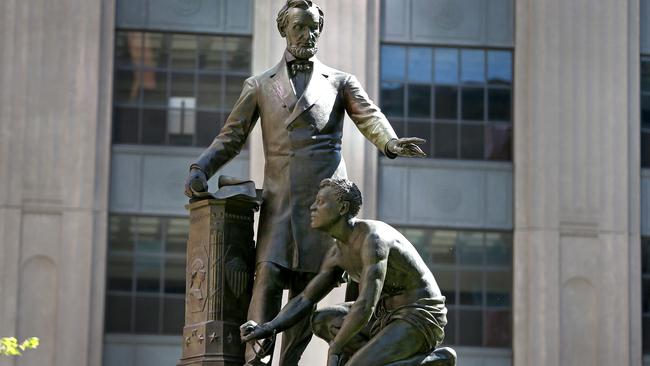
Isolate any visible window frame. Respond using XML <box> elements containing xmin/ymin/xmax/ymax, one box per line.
<box><xmin>641</xmin><ymin>236</ymin><xmax>650</xmax><ymax>353</ymax></box>
<box><xmin>379</xmin><ymin>42</ymin><xmax>514</xmax><ymax>161</ymax></box>
<box><xmin>111</xmin><ymin>29</ymin><xmax>253</xmax><ymax>148</ymax></box>
<box><xmin>393</xmin><ymin>225</ymin><xmax>514</xmax><ymax>349</ymax></box>
<box><xmin>105</xmin><ymin>214</ymin><xmax>189</xmax><ymax>335</ymax></box>
<box><xmin>641</xmin><ymin>55</ymin><xmax>650</xmax><ymax>167</ymax></box>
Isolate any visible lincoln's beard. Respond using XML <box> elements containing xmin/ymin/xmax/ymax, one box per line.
<box><xmin>288</xmin><ymin>45</ymin><xmax>318</xmax><ymax>59</ymax></box>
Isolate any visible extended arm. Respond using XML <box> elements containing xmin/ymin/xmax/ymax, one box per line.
<box><xmin>328</xmin><ymin>234</ymin><xmax>388</xmax><ymax>356</ymax></box>
<box><xmin>241</xmin><ymin>249</ymin><xmax>344</xmax><ymax>342</ymax></box>
<box><xmin>185</xmin><ymin>77</ymin><xmax>260</xmax><ymax>196</ymax></box>
<box><xmin>266</xmin><ymin>268</ymin><xmax>342</xmax><ymax>333</ymax></box>
<box><xmin>343</xmin><ymin>75</ymin><xmax>426</xmax><ymax>158</ymax></box>
<box><xmin>195</xmin><ymin>77</ymin><xmax>259</xmax><ymax>177</ymax></box>
<box><xmin>343</xmin><ymin>75</ymin><xmax>397</xmax><ymax>156</ymax></box>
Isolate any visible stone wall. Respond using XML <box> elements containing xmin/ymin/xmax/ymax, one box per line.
<box><xmin>0</xmin><ymin>0</ymin><xmax>115</xmax><ymax>365</ymax></box>
<box><xmin>513</xmin><ymin>0</ymin><xmax>642</xmax><ymax>365</ymax></box>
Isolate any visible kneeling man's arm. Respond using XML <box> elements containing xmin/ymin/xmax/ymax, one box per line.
<box><xmin>241</xmin><ymin>248</ymin><xmax>343</xmax><ymax>342</ymax></box>
<box><xmin>329</xmin><ymin>235</ymin><xmax>388</xmax><ymax>355</ymax></box>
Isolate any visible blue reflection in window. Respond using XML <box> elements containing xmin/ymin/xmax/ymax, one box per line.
<box><xmin>381</xmin><ymin>45</ymin><xmax>406</xmax><ymax>80</ymax></box>
<box><xmin>461</xmin><ymin>49</ymin><xmax>485</xmax><ymax>84</ymax></box>
<box><xmin>408</xmin><ymin>47</ymin><xmax>432</xmax><ymax>83</ymax></box>
<box><xmin>435</xmin><ymin>48</ymin><xmax>458</xmax><ymax>84</ymax></box>
<box><xmin>487</xmin><ymin>51</ymin><xmax>512</xmax><ymax>84</ymax></box>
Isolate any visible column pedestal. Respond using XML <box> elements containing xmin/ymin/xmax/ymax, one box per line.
<box><xmin>178</xmin><ymin>198</ymin><xmax>257</xmax><ymax>366</ymax></box>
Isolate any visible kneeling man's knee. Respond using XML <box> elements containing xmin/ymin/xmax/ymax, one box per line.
<box><xmin>310</xmin><ymin>310</ymin><xmax>331</xmax><ymax>340</ymax></box>
<box><xmin>311</xmin><ymin>306</ymin><xmax>347</xmax><ymax>342</ymax></box>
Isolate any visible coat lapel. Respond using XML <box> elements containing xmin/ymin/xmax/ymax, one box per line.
<box><xmin>284</xmin><ymin>58</ymin><xmax>330</xmax><ymax>129</ymax></box>
<box><xmin>270</xmin><ymin>60</ymin><xmax>297</xmax><ymax>115</ymax></box>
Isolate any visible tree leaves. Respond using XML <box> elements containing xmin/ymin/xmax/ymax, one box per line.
<box><xmin>0</xmin><ymin>337</ymin><xmax>39</xmax><ymax>356</ymax></box>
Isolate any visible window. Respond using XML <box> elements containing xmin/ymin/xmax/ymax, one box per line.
<box><xmin>104</xmin><ymin>215</ymin><xmax>188</xmax><ymax>334</ymax></box>
<box><xmin>397</xmin><ymin>227</ymin><xmax>513</xmax><ymax>348</ymax></box>
<box><xmin>380</xmin><ymin>45</ymin><xmax>513</xmax><ymax>161</ymax></box>
<box><xmin>642</xmin><ymin>57</ymin><xmax>650</xmax><ymax>167</ymax></box>
<box><xmin>642</xmin><ymin>237</ymin><xmax>650</xmax><ymax>352</ymax></box>
<box><xmin>112</xmin><ymin>31</ymin><xmax>252</xmax><ymax>147</ymax></box>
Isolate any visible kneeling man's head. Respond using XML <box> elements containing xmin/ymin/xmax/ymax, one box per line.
<box><xmin>310</xmin><ymin>178</ymin><xmax>362</xmax><ymax>230</ymax></box>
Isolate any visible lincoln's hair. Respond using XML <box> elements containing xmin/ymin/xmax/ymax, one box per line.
<box><xmin>276</xmin><ymin>0</ymin><xmax>325</xmax><ymax>37</ymax></box>
<box><xmin>319</xmin><ymin>178</ymin><xmax>362</xmax><ymax>219</ymax></box>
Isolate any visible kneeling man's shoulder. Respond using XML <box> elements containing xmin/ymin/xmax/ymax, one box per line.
<box><xmin>360</xmin><ymin>220</ymin><xmax>395</xmax><ymax>239</ymax></box>
<box><xmin>357</xmin><ymin>221</ymin><xmax>393</xmax><ymax>253</ymax></box>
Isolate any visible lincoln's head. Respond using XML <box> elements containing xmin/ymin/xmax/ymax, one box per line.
<box><xmin>310</xmin><ymin>178</ymin><xmax>362</xmax><ymax>231</ymax></box>
<box><xmin>276</xmin><ymin>0</ymin><xmax>324</xmax><ymax>59</ymax></box>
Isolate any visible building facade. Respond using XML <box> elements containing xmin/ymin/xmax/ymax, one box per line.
<box><xmin>0</xmin><ymin>0</ymin><xmax>646</xmax><ymax>365</ymax></box>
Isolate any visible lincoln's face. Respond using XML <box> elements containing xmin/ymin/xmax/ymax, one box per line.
<box><xmin>309</xmin><ymin>186</ymin><xmax>342</xmax><ymax>231</ymax></box>
<box><xmin>283</xmin><ymin>6</ymin><xmax>321</xmax><ymax>59</ymax></box>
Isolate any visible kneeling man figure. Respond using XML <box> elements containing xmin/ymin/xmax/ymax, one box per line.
<box><xmin>241</xmin><ymin>178</ymin><xmax>456</xmax><ymax>366</ymax></box>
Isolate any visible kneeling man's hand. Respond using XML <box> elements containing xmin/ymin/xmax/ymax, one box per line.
<box><xmin>240</xmin><ymin>320</ymin><xmax>275</xmax><ymax>342</ymax></box>
<box><xmin>327</xmin><ymin>343</ymin><xmax>344</xmax><ymax>366</ymax></box>
<box><xmin>327</xmin><ymin>352</ymin><xmax>343</xmax><ymax>366</ymax></box>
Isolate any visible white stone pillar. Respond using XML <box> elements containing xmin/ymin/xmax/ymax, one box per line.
<box><xmin>0</xmin><ymin>0</ymin><xmax>114</xmax><ymax>365</ymax></box>
<box><xmin>513</xmin><ymin>0</ymin><xmax>641</xmax><ymax>365</ymax></box>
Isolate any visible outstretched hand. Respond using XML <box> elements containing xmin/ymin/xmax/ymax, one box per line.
<box><xmin>387</xmin><ymin>137</ymin><xmax>427</xmax><ymax>158</ymax></box>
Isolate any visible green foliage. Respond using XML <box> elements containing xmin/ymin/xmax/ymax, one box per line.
<box><xmin>0</xmin><ymin>337</ymin><xmax>39</xmax><ymax>356</ymax></box>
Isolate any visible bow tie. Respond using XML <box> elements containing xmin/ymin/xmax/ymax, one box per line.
<box><xmin>289</xmin><ymin>61</ymin><xmax>313</xmax><ymax>76</ymax></box>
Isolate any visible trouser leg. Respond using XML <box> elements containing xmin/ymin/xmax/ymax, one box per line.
<box><xmin>244</xmin><ymin>262</ymin><xmax>285</xmax><ymax>365</ymax></box>
<box><xmin>345</xmin><ymin>320</ymin><xmax>427</xmax><ymax>366</ymax></box>
<box><xmin>277</xmin><ymin>271</ymin><xmax>316</xmax><ymax>366</ymax></box>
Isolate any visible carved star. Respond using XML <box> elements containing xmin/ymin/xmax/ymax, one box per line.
<box><xmin>209</xmin><ymin>332</ymin><xmax>218</xmax><ymax>343</ymax></box>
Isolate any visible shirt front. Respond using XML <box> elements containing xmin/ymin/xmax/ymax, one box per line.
<box><xmin>284</xmin><ymin>50</ymin><xmax>314</xmax><ymax>98</ymax></box>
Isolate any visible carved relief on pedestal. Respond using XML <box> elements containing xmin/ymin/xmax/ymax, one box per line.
<box><xmin>225</xmin><ymin>257</ymin><xmax>249</xmax><ymax>299</ymax></box>
<box><xmin>209</xmin><ymin>229</ymin><xmax>225</xmax><ymax>320</ymax></box>
<box><xmin>190</xmin><ymin>211</ymin><xmax>211</xmax><ymax>224</ymax></box>
<box><xmin>180</xmin><ymin>198</ymin><xmax>258</xmax><ymax>365</ymax></box>
<box><xmin>188</xmin><ymin>246</ymin><xmax>209</xmax><ymax>314</ymax></box>
<box><xmin>184</xmin><ymin>327</ymin><xmax>209</xmax><ymax>347</ymax></box>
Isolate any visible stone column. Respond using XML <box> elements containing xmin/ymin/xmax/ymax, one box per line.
<box><xmin>178</xmin><ymin>198</ymin><xmax>257</xmax><ymax>366</ymax></box>
<box><xmin>513</xmin><ymin>0</ymin><xmax>641</xmax><ymax>365</ymax></box>
<box><xmin>0</xmin><ymin>0</ymin><xmax>114</xmax><ymax>365</ymax></box>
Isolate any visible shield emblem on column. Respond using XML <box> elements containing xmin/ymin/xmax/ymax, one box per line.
<box><xmin>225</xmin><ymin>257</ymin><xmax>249</xmax><ymax>298</ymax></box>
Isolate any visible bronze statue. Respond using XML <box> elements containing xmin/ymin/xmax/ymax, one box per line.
<box><xmin>185</xmin><ymin>1</ymin><xmax>426</xmax><ymax>364</ymax></box>
<box><xmin>240</xmin><ymin>179</ymin><xmax>456</xmax><ymax>366</ymax></box>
